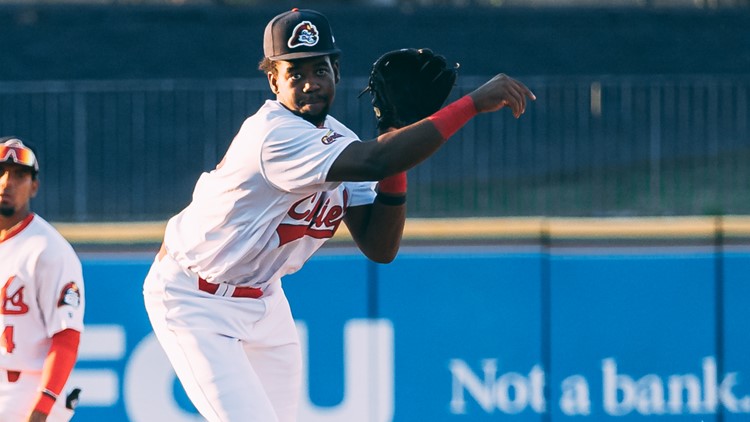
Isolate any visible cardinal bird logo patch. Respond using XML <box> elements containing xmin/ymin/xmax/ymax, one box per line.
<box><xmin>288</xmin><ymin>21</ymin><xmax>319</xmax><ymax>48</ymax></box>
<box><xmin>1</xmin><ymin>276</ymin><xmax>29</xmax><ymax>315</ymax></box>
<box><xmin>58</xmin><ymin>282</ymin><xmax>81</xmax><ymax>308</ymax></box>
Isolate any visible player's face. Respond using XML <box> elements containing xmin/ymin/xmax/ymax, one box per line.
<box><xmin>268</xmin><ymin>55</ymin><xmax>340</xmax><ymax>127</ymax></box>
<box><xmin>0</xmin><ymin>163</ymin><xmax>38</xmax><ymax>218</ymax></box>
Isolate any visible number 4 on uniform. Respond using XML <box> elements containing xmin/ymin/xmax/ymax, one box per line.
<box><xmin>1</xmin><ymin>325</ymin><xmax>15</xmax><ymax>353</ymax></box>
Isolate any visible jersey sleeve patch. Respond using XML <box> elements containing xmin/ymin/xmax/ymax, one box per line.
<box><xmin>57</xmin><ymin>282</ymin><xmax>81</xmax><ymax>308</ymax></box>
<box><xmin>321</xmin><ymin>130</ymin><xmax>344</xmax><ymax>145</ymax></box>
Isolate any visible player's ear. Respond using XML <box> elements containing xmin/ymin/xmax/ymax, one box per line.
<box><xmin>30</xmin><ymin>177</ymin><xmax>39</xmax><ymax>198</ymax></box>
<box><xmin>332</xmin><ymin>60</ymin><xmax>340</xmax><ymax>84</ymax></box>
<box><xmin>267</xmin><ymin>72</ymin><xmax>279</xmax><ymax>95</ymax></box>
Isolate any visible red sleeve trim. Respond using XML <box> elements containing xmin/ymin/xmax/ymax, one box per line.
<box><xmin>33</xmin><ymin>329</ymin><xmax>80</xmax><ymax>415</ymax></box>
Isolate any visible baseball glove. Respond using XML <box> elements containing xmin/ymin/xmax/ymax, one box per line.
<box><xmin>360</xmin><ymin>48</ymin><xmax>458</xmax><ymax>131</ymax></box>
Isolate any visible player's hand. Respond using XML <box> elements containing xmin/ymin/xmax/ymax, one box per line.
<box><xmin>27</xmin><ymin>410</ymin><xmax>48</xmax><ymax>422</ymax></box>
<box><xmin>469</xmin><ymin>73</ymin><xmax>536</xmax><ymax>118</ymax></box>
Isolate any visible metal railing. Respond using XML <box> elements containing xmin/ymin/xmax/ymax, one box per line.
<box><xmin>1</xmin><ymin>75</ymin><xmax>747</xmax><ymax>221</ymax></box>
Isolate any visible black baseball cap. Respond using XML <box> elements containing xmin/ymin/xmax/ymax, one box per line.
<box><xmin>263</xmin><ymin>8</ymin><xmax>341</xmax><ymax>61</ymax></box>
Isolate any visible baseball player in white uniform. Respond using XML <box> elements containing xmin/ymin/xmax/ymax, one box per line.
<box><xmin>0</xmin><ymin>137</ymin><xmax>85</xmax><ymax>422</ymax></box>
<box><xmin>143</xmin><ymin>8</ymin><xmax>535</xmax><ymax>422</ymax></box>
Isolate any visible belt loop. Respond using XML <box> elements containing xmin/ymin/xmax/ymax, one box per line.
<box><xmin>215</xmin><ymin>283</ymin><xmax>230</xmax><ymax>297</ymax></box>
<box><xmin>7</xmin><ymin>370</ymin><xmax>21</xmax><ymax>383</ymax></box>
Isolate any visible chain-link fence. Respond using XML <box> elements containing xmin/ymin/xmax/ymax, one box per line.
<box><xmin>1</xmin><ymin>74</ymin><xmax>748</xmax><ymax>221</ymax></box>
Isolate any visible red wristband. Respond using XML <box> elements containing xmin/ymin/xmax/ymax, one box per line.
<box><xmin>378</xmin><ymin>172</ymin><xmax>407</xmax><ymax>195</ymax></box>
<box><xmin>426</xmin><ymin>95</ymin><xmax>478</xmax><ymax>140</ymax></box>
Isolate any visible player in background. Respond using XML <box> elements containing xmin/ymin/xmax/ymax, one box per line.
<box><xmin>0</xmin><ymin>137</ymin><xmax>84</xmax><ymax>422</ymax></box>
<box><xmin>143</xmin><ymin>8</ymin><xmax>535</xmax><ymax>422</ymax></box>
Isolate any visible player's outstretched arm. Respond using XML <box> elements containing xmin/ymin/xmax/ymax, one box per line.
<box><xmin>338</xmin><ymin>73</ymin><xmax>532</xmax><ymax>262</ymax></box>
<box><xmin>469</xmin><ymin>73</ymin><xmax>536</xmax><ymax>118</ymax></box>
<box><xmin>330</xmin><ymin>50</ymin><xmax>534</xmax><ymax>262</ymax></box>
<box><xmin>327</xmin><ymin>72</ymin><xmax>536</xmax><ymax>182</ymax></box>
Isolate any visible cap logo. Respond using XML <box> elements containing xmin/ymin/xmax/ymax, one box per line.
<box><xmin>288</xmin><ymin>21</ymin><xmax>319</xmax><ymax>49</ymax></box>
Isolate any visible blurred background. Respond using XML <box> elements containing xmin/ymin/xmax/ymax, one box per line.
<box><xmin>3</xmin><ymin>3</ymin><xmax>749</xmax><ymax>421</ymax></box>
<box><xmin>1</xmin><ymin>0</ymin><xmax>748</xmax><ymax>222</ymax></box>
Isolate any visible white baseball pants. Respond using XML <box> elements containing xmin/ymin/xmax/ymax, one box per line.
<box><xmin>0</xmin><ymin>370</ymin><xmax>75</xmax><ymax>422</ymax></box>
<box><xmin>143</xmin><ymin>254</ymin><xmax>302</xmax><ymax>422</ymax></box>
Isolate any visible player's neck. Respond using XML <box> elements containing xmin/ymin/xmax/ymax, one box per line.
<box><xmin>300</xmin><ymin>113</ymin><xmax>326</xmax><ymax>128</ymax></box>
<box><xmin>280</xmin><ymin>102</ymin><xmax>327</xmax><ymax>127</ymax></box>
<box><xmin>0</xmin><ymin>209</ymin><xmax>32</xmax><ymax>237</ymax></box>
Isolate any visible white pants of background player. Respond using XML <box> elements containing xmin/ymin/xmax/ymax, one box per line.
<box><xmin>0</xmin><ymin>371</ymin><xmax>75</xmax><ymax>422</ymax></box>
<box><xmin>143</xmin><ymin>254</ymin><xmax>302</xmax><ymax>422</ymax></box>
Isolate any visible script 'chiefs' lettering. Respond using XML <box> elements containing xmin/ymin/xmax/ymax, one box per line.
<box><xmin>1</xmin><ymin>276</ymin><xmax>29</xmax><ymax>315</ymax></box>
<box><xmin>276</xmin><ymin>190</ymin><xmax>348</xmax><ymax>246</ymax></box>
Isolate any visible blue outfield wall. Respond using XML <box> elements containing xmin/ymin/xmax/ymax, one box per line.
<box><xmin>70</xmin><ymin>248</ymin><xmax>750</xmax><ymax>422</ymax></box>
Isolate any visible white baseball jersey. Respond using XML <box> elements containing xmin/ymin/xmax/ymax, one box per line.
<box><xmin>0</xmin><ymin>213</ymin><xmax>85</xmax><ymax>371</ymax></box>
<box><xmin>163</xmin><ymin>100</ymin><xmax>376</xmax><ymax>288</ymax></box>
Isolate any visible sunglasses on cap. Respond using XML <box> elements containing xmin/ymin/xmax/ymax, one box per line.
<box><xmin>0</xmin><ymin>139</ymin><xmax>39</xmax><ymax>172</ymax></box>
